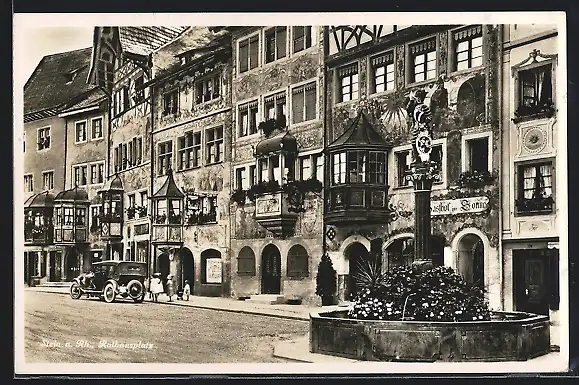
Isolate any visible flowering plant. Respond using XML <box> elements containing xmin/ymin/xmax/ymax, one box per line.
<box><xmin>456</xmin><ymin>170</ymin><xmax>496</xmax><ymax>189</ymax></box>
<box><xmin>231</xmin><ymin>189</ymin><xmax>246</xmax><ymax>205</ymax></box>
<box><xmin>347</xmin><ymin>265</ymin><xmax>491</xmax><ymax>322</ymax></box>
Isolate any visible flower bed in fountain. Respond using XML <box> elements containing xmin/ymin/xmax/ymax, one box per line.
<box><xmin>310</xmin><ymin>266</ymin><xmax>550</xmax><ymax>362</ymax></box>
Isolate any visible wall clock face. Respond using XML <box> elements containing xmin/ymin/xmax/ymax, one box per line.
<box><xmin>523</xmin><ymin>127</ymin><xmax>546</xmax><ymax>153</ymax></box>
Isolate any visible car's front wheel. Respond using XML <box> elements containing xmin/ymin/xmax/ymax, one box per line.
<box><xmin>70</xmin><ymin>282</ymin><xmax>82</xmax><ymax>300</ymax></box>
<box><xmin>103</xmin><ymin>283</ymin><xmax>116</xmax><ymax>303</ymax></box>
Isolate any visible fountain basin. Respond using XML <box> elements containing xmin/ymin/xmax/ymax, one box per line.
<box><xmin>309</xmin><ymin>310</ymin><xmax>550</xmax><ymax>362</ymax></box>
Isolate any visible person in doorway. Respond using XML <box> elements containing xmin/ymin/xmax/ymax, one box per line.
<box><xmin>165</xmin><ymin>275</ymin><xmax>175</xmax><ymax>302</ymax></box>
<box><xmin>150</xmin><ymin>273</ymin><xmax>163</xmax><ymax>302</ymax></box>
<box><xmin>183</xmin><ymin>280</ymin><xmax>191</xmax><ymax>301</ymax></box>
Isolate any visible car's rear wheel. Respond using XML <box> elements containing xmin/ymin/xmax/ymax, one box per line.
<box><xmin>70</xmin><ymin>282</ymin><xmax>82</xmax><ymax>300</ymax></box>
<box><xmin>134</xmin><ymin>294</ymin><xmax>145</xmax><ymax>303</ymax></box>
<box><xmin>103</xmin><ymin>283</ymin><xmax>116</xmax><ymax>303</ymax></box>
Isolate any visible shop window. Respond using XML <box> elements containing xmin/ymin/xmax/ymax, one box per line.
<box><xmin>177</xmin><ymin>131</ymin><xmax>201</xmax><ymax>170</ymax></box>
<box><xmin>196</xmin><ymin>74</ymin><xmax>220</xmax><ymax>104</ymax></box>
<box><xmin>516</xmin><ymin>161</ymin><xmax>554</xmax><ymax>215</ymax></box>
<box><xmin>292</xmin><ymin>26</ymin><xmax>312</xmax><ymax>53</ymax></box>
<box><xmin>205</xmin><ymin>126</ymin><xmax>224</xmax><ymax>165</ymax></box>
<box><xmin>237</xmin><ymin>246</ymin><xmax>256</xmax><ymax>276</ymax></box>
<box><xmin>157</xmin><ymin>140</ymin><xmax>173</xmax><ymax>176</ymax></box>
<box><xmin>238</xmin><ymin>35</ymin><xmax>259</xmax><ymax>73</ymax></box>
<box><xmin>396</xmin><ymin>150</ymin><xmax>412</xmax><ymax>187</ymax></box>
<box><xmin>465</xmin><ymin>136</ymin><xmax>489</xmax><ymax>173</ymax></box>
<box><xmin>42</xmin><ymin>171</ymin><xmax>54</xmax><ymax>191</ymax></box>
<box><xmin>371</xmin><ymin>51</ymin><xmax>395</xmax><ymax>93</ymax></box>
<box><xmin>162</xmin><ymin>89</ymin><xmax>179</xmax><ymax>115</ymax></box>
<box><xmin>337</xmin><ymin>63</ymin><xmax>359</xmax><ymax>103</ymax></box>
<box><xmin>410</xmin><ymin>38</ymin><xmax>437</xmax><ymax>83</ymax></box>
<box><xmin>75</xmin><ymin>121</ymin><xmax>87</xmax><ymax>143</ymax></box>
<box><xmin>238</xmin><ymin>100</ymin><xmax>258</xmax><ymax>137</ymax></box>
<box><xmin>265</xmin><ymin>27</ymin><xmax>287</xmax><ymax>63</ymax></box>
<box><xmin>517</xmin><ymin>63</ymin><xmax>554</xmax><ymax>119</ymax></box>
<box><xmin>91</xmin><ymin>117</ymin><xmax>103</xmax><ymax>140</ymax></box>
<box><xmin>24</xmin><ymin>174</ymin><xmax>33</xmax><ymax>192</ymax></box>
<box><xmin>287</xmin><ymin>244</ymin><xmax>309</xmax><ymax>278</ymax></box>
<box><xmin>453</xmin><ymin>25</ymin><xmax>483</xmax><ymax>71</ymax></box>
<box><xmin>291</xmin><ymin>82</ymin><xmax>316</xmax><ymax>124</ymax></box>
<box><xmin>37</xmin><ymin>127</ymin><xmax>50</xmax><ymax>150</ymax></box>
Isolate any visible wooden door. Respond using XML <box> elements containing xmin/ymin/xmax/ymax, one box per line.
<box><xmin>261</xmin><ymin>246</ymin><xmax>281</xmax><ymax>294</ymax></box>
<box><xmin>514</xmin><ymin>250</ymin><xmax>550</xmax><ymax>315</ymax></box>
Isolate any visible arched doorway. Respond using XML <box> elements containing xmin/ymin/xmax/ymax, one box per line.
<box><xmin>457</xmin><ymin>234</ymin><xmax>485</xmax><ymax>288</ymax></box>
<box><xmin>178</xmin><ymin>247</ymin><xmax>194</xmax><ymax>291</ymax></box>
<box><xmin>346</xmin><ymin>242</ymin><xmax>370</xmax><ymax>299</ymax></box>
<box><xmin>158</xmin><ymin>252</ymin><xmax>170</xmax><ymax>283</ymax></box>
<box><xmin>65</xmin><ymin>249</ymin><xmax>80</xmax><ymax>281</ymax></box>
<box><xmin>261</xmin><ymin>244</ymin><xmax>281</xmax><ymax>294</ymax></box>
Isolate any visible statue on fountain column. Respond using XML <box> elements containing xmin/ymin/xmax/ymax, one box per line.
<box><xmin>404</xmin><ymin>88</ymin><xmax>433</xmax><ymax>165</ymax></box>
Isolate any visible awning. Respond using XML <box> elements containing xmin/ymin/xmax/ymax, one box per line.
<box><xmin>255</xmin><ymin>131</ymin><xmax>298</xmax><ymax>156</ymax></box>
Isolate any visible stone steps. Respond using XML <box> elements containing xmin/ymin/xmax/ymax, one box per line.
<box><xmin>245</xmin><ymin>294</ymin><xmax>286</xmax><ymax>305</ymax></box>
<box><xmin>36</xmin><ymin>281</ymin><xmax>71</xmax><ymax>288</ymax></box>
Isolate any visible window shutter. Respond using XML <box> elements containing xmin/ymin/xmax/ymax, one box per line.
<box><xmin>292</xmin><ymin>89</ymin><xmax>305</xmax><ymax>124</ymax></box>
<box><xmin>304</xmin><ymin>84</ymin><xmax>317</xmax><ymax>121</ymax></box>
<box><xmin>137</xmin><ymin>137</ymin><xmax>143</xmax><ymax>163</ymax></box>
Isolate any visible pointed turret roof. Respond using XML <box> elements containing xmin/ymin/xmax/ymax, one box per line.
<box><xmin>328</xmin><ymin>110</ymin><xmax>392</xmax><ymax>150</ymax></box>
<box><xmin>54</xmin><ymin>185</ymin><xmax>89</xmax><ymax>203</ymax></box>
<box><xmin>152</xmin><ymin>169</ymin><xmax>185</xmax><ymax>199</ymax></box>
<box><xmin>99</xmin><ymin>174</ymin><xmax>124</xmax><ymax>193</ymax></box>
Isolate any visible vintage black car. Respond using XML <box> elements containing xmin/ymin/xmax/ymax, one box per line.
<box><xmin>70</xmin><ymin>261</ymin><xmax>147</xmax><ymax>303</ymax></box>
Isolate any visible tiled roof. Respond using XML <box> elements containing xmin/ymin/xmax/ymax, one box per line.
<box><xmin>119</xmin><ymin>27</ymin><xmax>190</xmax><ymax>56</ymax></box>
<box><xmin>328</xmin><ymin>111</ymin><xmax>392</xmax><ymax>149</ymax></box>
<box><xmin>24</xmin><ymin>47</ymin><xmax>97</xmax><ymax>116</ymax></box>
<box><xmin>152</xmin><ymin>169</ymin><xmax>185</xmax><ymax>199</ymax></box>
<box><xmin>59</xmin><ymin>88</ymin><xmax>108</xmax><ymax>113</ymax></box>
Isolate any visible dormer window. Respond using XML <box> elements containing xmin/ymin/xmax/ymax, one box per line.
<box><xmin>64</xmin><ymin>69</ymin><xmax>79</xmax><ymax>84</ymax></box>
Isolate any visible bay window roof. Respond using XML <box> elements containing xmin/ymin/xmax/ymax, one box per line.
<box><xmin>327</xmin><ymin>110</ymin><xmax>392</xmax><ymax>150</ymax></box>
<box><xmin>99</xmin><ymin>174</ymin><xmax>124</xmax><ymax>193</ymax></box>
<box><xmin>24</xmin><ymin>191</ymin><xmax>55</xmax><ymax>208</ymax></box>
<box><xmin>54</xmin><ymin>186</ymin><xmax>89</xmax><ymax>203</ymax></box>
<box><xmin>152</xmin><ymin>168</ymin><xmax>185</xmax><ymax>199</ymax></box>
<box><xmin>255</xmin><ymin>130</ymin><xmax>298</xmax><ymax>156</ymax></box>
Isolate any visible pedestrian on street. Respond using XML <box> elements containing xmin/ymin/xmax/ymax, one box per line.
<box><xmin>166</xmin><ymin>275</ymin><xmax>175</xmax><ymax>302</ymax></box>
<box><xmin>183</xmin><ymin>280</ymin><xmax>191</xmax><ymax>301</ymax></box>
<box><xmin>150</xmin><ymin>273</ymin><xmax>163</xmax><ymax>302</ymax></box>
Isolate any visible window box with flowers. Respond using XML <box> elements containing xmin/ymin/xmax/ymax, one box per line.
<box><xmin>126</xmin><ymin>206</ymin><xmax>136</xmax><ymax>220</ymax></box>
<box><xmin>515</xmin><ymin>196</ymin><xmax>554</xmax><ymax>215</ymax></box>
<box><xmin>513</xmin><ymin>103</ymin><xmax>555</xmax><ymax>124</ymax></box>
<box><xmin>153</xmin><ymin>214</ymin><xmax>167</xmax><ymax>224</ymax></box>
<box><xmin>231</xmin><ymin>189</ymin><xmax>247</xmax><ymax>205</ymax></box>
<box><xmin>456</xmin><ymin>170</ymin><xmax>496</xmax><ymax>189</ymax></box>
<box><xmin>168</xmin><ymin>212</ymin><xmax>182</xmax><ymax>225</ymax></box>
<box><xmin>247</xmin><ymin>180</ymin><xmax>282</xmax><ymax>201</ymax></box>
<box><xmin>136</xmin><ymin>205</ymin><xmax>148</xmax><ymax>218</ymax></box>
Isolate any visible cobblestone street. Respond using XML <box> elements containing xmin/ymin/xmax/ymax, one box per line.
<box><xmin>24</xmin><ymin>291</ymin><xmax>309</xmax><ymax>363</ymax></box>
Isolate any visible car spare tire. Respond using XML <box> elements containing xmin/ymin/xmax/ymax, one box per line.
<box><xmin>127</xmin><ymin>279</ymin><xmax>144</xmax><ymax>300</ymax></box>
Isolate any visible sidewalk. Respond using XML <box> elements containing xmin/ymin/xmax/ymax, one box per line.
<box><xmin>25</xmin><ymin>285</ymin><xmax>337</xmax><ymax>321</ymax></box>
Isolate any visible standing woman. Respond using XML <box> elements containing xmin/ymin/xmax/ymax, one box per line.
<box><xmin>166</xmin><ymin>275</ymin><xmax>175</xmax><ymax>302</ymax></box>
<box><xmin>151</xmin><ymin>273</ymin><xmax>163</xmax><ymax>302</ymax></box>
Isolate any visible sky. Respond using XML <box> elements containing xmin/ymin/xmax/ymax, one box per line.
<box><xmin>16</xmin><ymin>26</ymin><xmax>95</xmax><ymax>88</ymax></box>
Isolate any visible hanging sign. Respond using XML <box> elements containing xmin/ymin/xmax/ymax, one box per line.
<box><xmin>430</xmin><ymin>196</ymin><xmax>490</xmax><ymax>216</ymax></box>
<box><xmin>206</xmin><ymin>258</ymin><xmax>222</xmax><ymax>284</ymax></box>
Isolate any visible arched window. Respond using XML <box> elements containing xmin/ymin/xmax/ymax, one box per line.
<box><xmin>237</xmin><ymin>246</ymin><xmax>256</xmax><ymax>276</ymax></box>
<box><xmin>201</xmin><ymin>249</ymin><xmax>222</xmax><ymax>284</ymax></box>
<box><xmin>287</xmin><ymin>244</ymin><xmax>309</xmax><ymax>278</ymax></box>
<box><xmin>386</xmin><ymin>237</ymin><xmax>414</xmax><ymax>270</ymax></box>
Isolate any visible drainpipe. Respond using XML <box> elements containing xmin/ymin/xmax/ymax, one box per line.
<box><xmin>321</xmin><ymin>26</ymin><xmax>330</xmax><ymax>293</ymax></box>
<box><xmin>63</xmin><ymin>119</ymin><xmax>68</xmax><ymax>190</ymax></box>
<box><xmin>497</xmin><ymin>24</ymin><xmax>505</xmax><ymax>311</ymax></box>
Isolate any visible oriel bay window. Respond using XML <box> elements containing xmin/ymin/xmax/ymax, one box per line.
<box><xmin>53</xmin><ymin>186</ymin><xmax>89</xmax><ymax>244</ymax></box>
<box><xmin>98</xmin><ymin>175</ymin><xmax>124</xmax><ymax>239</ymax></box>
<box><xmin>516</xmin><ymin>161</ymin><xmax>554</xmax><ymax>215</ymax></box>
<box><xmin>151</xmin><ymin>169</ymin><xmax>185</xmax><ymax>244</ymax></box>
<box><xmin>24</xmin><ymin>191</ymin><xmax>54</xmax><ymax>245</ymax></box>
<box><xmin>326</xmin><ymin>111</ymin><xmax>392</xmax><ymax>223</ymax></box>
